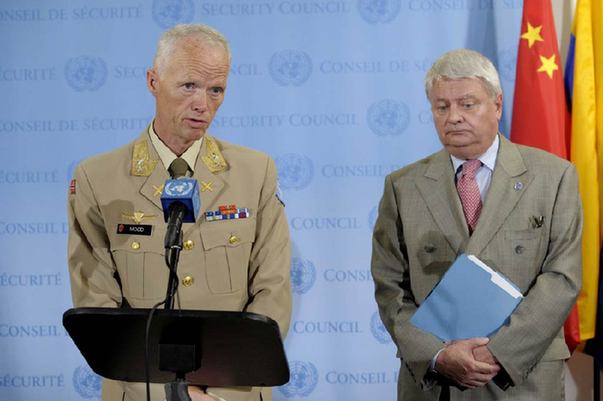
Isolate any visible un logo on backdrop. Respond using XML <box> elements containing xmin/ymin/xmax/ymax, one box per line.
<box><xmin>73</xmin><ymin>365</ymin><xmax>101</xmax><ymax>399</ymax></box>
<box><xmin>291</xmin><ymin>257</ymin><xmax>316</xmax><ymax>295</ymax></box>
<box><xmin>152</xmin><ymin>0</ymin><xmax>194</xmax><ymax>28</ymax></box>
<box><xmin>357</xmin><ymin>0</ymin><xmax>401</xmax><ymax>24</ymax></box>
<box><xmin>65</xmin><ymin>56</ymin><xmax>107</xmax><ymax>91</ymax></box>
<box><xmin>279</xmin><ymin>360</ymin><xmax>319</xmax><ymax>397</ymax></box>
<box><xmin>275</xmin><ymin>153</ymin><xmax>314</xmax><ymax>190</ymax></box>
<box><xmin>367</xmin><ymin>99</ymin><xmax>410</xmax><ymax>136</ymax></box>
<box><xmin>269</xmin><ymin>50</ymin><xmax>313</xmax><ymax>86</ymax></box>
<box><xmin>370</xmin><ymin>311</ymin><xmax>392</xmax><ymax>344</ymax></box>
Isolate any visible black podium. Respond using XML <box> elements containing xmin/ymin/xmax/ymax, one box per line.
<box><xmin>63</xmin><ymin>307</ymin><xmax>289</xmax><ymax>388</ymax></box>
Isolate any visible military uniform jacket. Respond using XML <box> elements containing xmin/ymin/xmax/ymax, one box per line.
<box><xmin>371</xmin><ymin>135</ymin><xmax>583</xmax><ymax>401</ymax></box>
<box><xmin>68</xmin><ymin>130</ymin><xmax>292</xmax><ymax>401</ymax></box>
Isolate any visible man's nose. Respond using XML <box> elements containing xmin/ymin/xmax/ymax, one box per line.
<box><xmin>191</xmin><ymin>91</ymin><xmax>207</xmax><ymax>112</ymax></box>
<box><xmin>447</xmin><ymin>104</ymin><xmax>464</xmax><ymax>123</ymax></box>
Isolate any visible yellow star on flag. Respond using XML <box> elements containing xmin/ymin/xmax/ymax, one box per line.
<box><xmin>537</xmin><ymin>54</ymin><xmax>558</xmax><ymax>79</ymax></box>
<box><xmin>521</xmin><ymin>22</ymin><xmax>544</xmax><ymax>48</ymax></box>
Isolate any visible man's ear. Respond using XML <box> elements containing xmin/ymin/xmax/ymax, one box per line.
<box><xmin>147</xmin><ymin>69</ymin><xmax>158</xmax><ymax>94</ymax></box>
<box><xmin>495</xmin><ymin>93</ymin><xmax>503</xmax><ymax>120</ymax></box>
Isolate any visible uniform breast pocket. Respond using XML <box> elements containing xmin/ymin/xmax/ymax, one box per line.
<box><xmin>200</xmin><ymin>219</ymin><xmax>256</xmax><ymax>294</ymax></box>
<box><xmin>110</xmin><ymin>238</ymin><xmax>167</xmax><ymax>302</ymax></box>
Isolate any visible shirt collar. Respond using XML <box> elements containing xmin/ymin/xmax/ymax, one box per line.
<box><xmin>148</xmin><ymin>121</ymin><xmax>203</xmax><ymax>174</ymax></box>
<box><xmin>450</xmin><ymin>134</ymin><xmax>499</xmax><ymax>173</ymax></box>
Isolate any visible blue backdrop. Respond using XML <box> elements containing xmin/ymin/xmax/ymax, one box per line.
<box><xmin>0</xmin><ymin>0</ymin><xmax>522</xmax><ymax>399</ymax></box>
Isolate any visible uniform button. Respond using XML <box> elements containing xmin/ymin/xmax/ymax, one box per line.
<box><xmin>515</xmin><ymin>245</ymin><xmax>524</xmax><ymax>254</ymax></box>
<box><xmin>228</xmin><ymin>234</ymin><xmax>239</xmax><ymax>245</ymax></box>
<box><xmin>131</xmin><ymin>241</ymin><xmax>140</xmax><ymax>250</ymax></box>
<box><xmin>183</xmin><ymin>239</ymin><xmax>194</xmax><ymax>251</ymax></box>
<box><xmin>182</xmin><ymin>276</ymin><xmax>194</xmax><ymax>287</ymax></box>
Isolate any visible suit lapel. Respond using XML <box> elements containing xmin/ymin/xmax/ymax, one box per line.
<box><xmin>415</xmin><ymin>149</ymin><xmax>468</xmax><ymax>254</ymax></box>
<box><xmin>467</xmin><ymin>135</ymin><xmax>533</xmax><ymax>254</ymax></box>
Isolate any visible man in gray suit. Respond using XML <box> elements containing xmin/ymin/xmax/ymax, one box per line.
<box><xmin>371</xmin><ymin>49</ymin><xmax>582</xmax><ymax>400</ymax></box>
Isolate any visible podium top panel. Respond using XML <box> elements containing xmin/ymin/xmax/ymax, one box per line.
<box><xmin>63</xmin><ymin>307</ymin><xmax>289</xmax><ymax>386</ymax></box>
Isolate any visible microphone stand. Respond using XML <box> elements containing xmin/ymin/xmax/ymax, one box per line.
<box><xmin>162</xmin><ymin>221</ymin><xmax>194</xmax><ymax>401</ymax></box>
<box><xmin>165</xmin><ymin>234</ymin><xmax>182</xmax><ymax>310</ymax></box>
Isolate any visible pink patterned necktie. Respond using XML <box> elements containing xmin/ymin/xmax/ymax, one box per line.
<box><xmin>457</xmin><ymin>159</ymin><xmax>482</xmax><ymax>233</ymax></box>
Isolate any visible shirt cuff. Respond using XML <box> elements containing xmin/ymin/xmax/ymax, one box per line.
<box><xmin>430</xmin><ymin>348</ymin><xmax>445</xmax><ymax>372</ymax></box>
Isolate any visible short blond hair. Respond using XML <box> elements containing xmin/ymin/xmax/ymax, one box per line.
<box><xmin>153</xmin><ymin>24</ymin><xmax>231</xmax><ymax>74</ymax></box>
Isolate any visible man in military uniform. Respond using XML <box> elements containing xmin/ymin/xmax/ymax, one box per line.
<box><xmin>68</xmin><ymin>24</ymin><xmax>291</xmax><ymax>401</ymax></box>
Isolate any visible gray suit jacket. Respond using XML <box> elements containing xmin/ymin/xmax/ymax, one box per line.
<box><xmin>371</xmin><ymin>135</ymin><xmax>582</xmax><ymax>401</ymax></box>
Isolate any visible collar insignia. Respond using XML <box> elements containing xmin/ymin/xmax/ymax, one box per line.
<box><xmin>153</xmin><ymin>184</ymin><xmax>165</xmax><ymax>197</ymax></box>
<box><xmin>201</xmin><ymin>181</ymin><xmax>213</xmax><ymax>192</ymax></box>
<box><xmin>131</xmin><ymin>140</ymin><xmax>158</xmax><ymax>177</ymax></box>
<box><xmin>201</xmin><ymin>136</ymin><xmax>227</xmax><ymax>173</ymax></box>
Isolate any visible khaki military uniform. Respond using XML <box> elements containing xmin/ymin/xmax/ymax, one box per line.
<box><xmin>68</xmin><ymin>130</ymin><xmax>292</xmax><ymax>401</ymax></box>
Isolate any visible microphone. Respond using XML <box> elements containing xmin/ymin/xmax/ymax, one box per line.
<box><xmin>160</xmin><ymin>178</ymin><xmax>201</xmax><ymax>249</ymax></box>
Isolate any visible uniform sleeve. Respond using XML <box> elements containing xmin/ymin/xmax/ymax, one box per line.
<box><xmin>68</xmin><ymin>164</ymin><xmax>122</xmax><ymax>308</ymax></box>
<box><xmin>207</xmin><ymin>156</ymin><xmax>291</xmax><ymax>401</ymax></box>
<box><xmin>371</xmin><ymin>174</ymin><xmax>443</xmax><ymax>387</ymax></box>
<box><xmin>487</xmin><ymin>164</ymin><xmax>583</xmax><ymax>386</ymax></box>
<box><xmin>243</xmin><ymin>156</ymin><xmax>292</xmax><ymax>336</ymax></box>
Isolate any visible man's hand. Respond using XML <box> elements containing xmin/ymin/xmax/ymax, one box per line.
<box><xmin>473</xmin><ymin>344</ymin><xmax>497</xmax><ymax>365</ymax></box>
<box><xmin>188</xmin><ymin>386</ymin><xmax>216</xmax><ymax>401</ymax></box>
<box><xmin>435</xmin><ymin>337</ymin><xmax>500</xmax><ymax>388</ymax></box>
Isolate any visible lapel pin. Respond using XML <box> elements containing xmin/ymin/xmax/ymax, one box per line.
<box><xmin>530</xmin><ymin>215</ymin><xmax>545</xmax><ymax>228</ymax></box>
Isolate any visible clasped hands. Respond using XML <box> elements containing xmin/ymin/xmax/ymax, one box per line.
<box><xmin>434</xmin><ymin>337</ymin><xmax>500</xmax><ymax>389</ymax></box>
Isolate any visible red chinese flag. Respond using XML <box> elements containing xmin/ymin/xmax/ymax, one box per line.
<box><xmin>510</xmin><ymin>0</ymin><xmax>578</xmax><ymax>350</ymax></box>
<box><xmin>511</xmin><ymin>0</ymin><xmax>570</xmax><ymax>158</ymax></box>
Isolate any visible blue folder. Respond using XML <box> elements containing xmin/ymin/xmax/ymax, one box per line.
<box><xmin>409</xmin><ymin>254</ymin><xmax>523</xmax><ymax>342</ymax></box>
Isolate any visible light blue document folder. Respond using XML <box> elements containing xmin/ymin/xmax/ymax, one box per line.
<box><xmin>409</xmin><ymin>254</ymin><xmax>523</xmax><ymax>342</ymax></box>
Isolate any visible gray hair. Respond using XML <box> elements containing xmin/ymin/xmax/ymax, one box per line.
<box><xmin>425</xmin><ymin>49</ymin><xmax>502</xmax><ymax>99</ymax></box>
<box><xmin>153</xmin><ymin>24</ymin><xmax>231</xmax><ymax>74</ymax></box>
